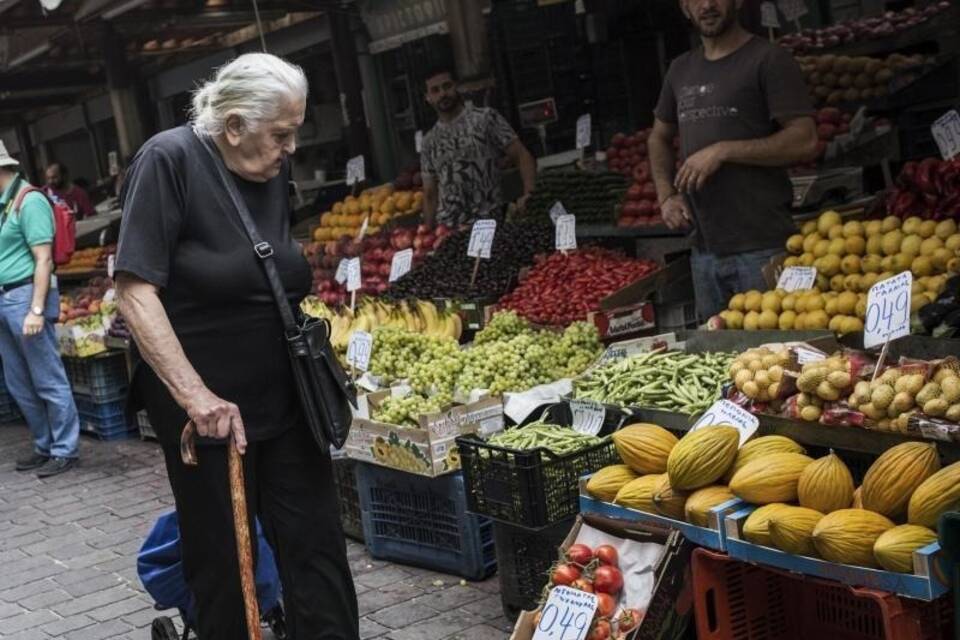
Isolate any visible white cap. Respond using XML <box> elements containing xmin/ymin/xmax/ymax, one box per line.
<box><xmin>0</xmin><ymin>141</ymin><xmax>20</xmax><ymax>169</ymax></box>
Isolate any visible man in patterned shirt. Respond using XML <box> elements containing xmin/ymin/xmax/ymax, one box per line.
<box><xmin>420</xmin><ymin>64</ymin><xmax>536</xmax><ymax>227</ymax></box>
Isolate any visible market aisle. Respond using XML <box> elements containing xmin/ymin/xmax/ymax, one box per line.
<box><xmin>0</xmin><ymin>425</ymin><xmax>513</xmax><ymax>639</ymax></box>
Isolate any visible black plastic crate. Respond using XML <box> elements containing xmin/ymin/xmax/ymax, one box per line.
<box><xmin>332</xmin><ymin>457</ymin><xmax>363</xmax><ymax>542</ymax></box>
<box><xmin>62</xmin><ymin>353</ymin><xmax>128</xmax><ymax>403</ymax></box>
<box><xmin>457</xmin><ymin>433</ymin><xmax>619</xmax><ymax>530</ymax></box>
<box><xmin>494</xmin><ymin>518</ymin><xmax>574</xmax><ymax>619</ymax></box>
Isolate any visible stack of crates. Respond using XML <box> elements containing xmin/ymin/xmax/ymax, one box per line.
<box><xmin>63</xmin><ymin>353</ymin><xmax>134</xmax><ymax>440</ymax></box>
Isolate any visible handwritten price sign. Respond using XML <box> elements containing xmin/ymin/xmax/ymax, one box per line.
<box><xmin>346</xmin><ymin>330</ymin><xmax>373</xmax><ymax>372</ymax></box>
<box><xmin>532</xmin><ymin>586</ymin><xmax>598</xmax><ymax>640</ymax></box>
<box><xmin>864</xmin><ymin>272</ymin><xmax>912</xmax><ymax>349</ymax></box>
<box><xmin>346</xmin><ymin>257</ymin><xmax>362</xmax><ymax>292</ymax></box>
<box><xmin>549</xmin><ymin>201</ymin><xmax>568</xmax><ymax>225</ymax></box>
<box><xmin>555</xmin><ymin>215</ymin><xmax>577</xmax><ymax>252</ymax></box>
<box><xmin>777</xmin><ymin>266</ymin><xmax>817</xmax><ymax>292</ymax></box>
<box><xmin>576</xmin><ymin>114</ymin><xmax>592</xmax><ymax>150</ymax></box>
<box><xmin>467</xmin><ymin>219</ymin><xmax>497</xmax><ymax>259</ymax></box>
<box><xmin>389</xmin><ymin>248</ymin><xmax>413</xmax><ymax>282</ymax></box>
<box><xmin>346</xmin><ymin>155</ymin><xmax>366</xmax><ymax>186</ymax></box>
<box><xmin>761</xmin><ymin>1</ymin><xmax>781</xmax><ymax>27</ymax></box>
<box><xmin>335</xmin><ymin>259</ymin><xmax>348</xmax><ymax>284</ymax></box>
<box><xmin>692</xmin><ymin>400</ymin><xmax>759</xmax><ymax>446</ymax></box>
<box><xmin>569</xmin><ymin>399</ymin><xmax>605</xmax><ymax>436</ymax></box>
<box><xmin>932</xmin><ymin>110</ymin><xmax>960</xmax><ymax>160</ymax></box>
<box><xmin>777</xmin><ymin>0</ymin><xmax>807</xmax><ymax>21</ymax></box>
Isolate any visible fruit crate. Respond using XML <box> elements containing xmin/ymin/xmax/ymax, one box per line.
<box><xmin>79</xmin><ymin>413</ymin><xmax>136</xmax><ymax>441</ymax></box>
<box><xmin>332</xmin><ymin>457</ymin><xmax>363</xmax><ymax>542</ymax></box>
<box><xmin>692</xmin><ymin>547</ymin><xmax>953</xmax><ymax>640</ymax></box>
<box><xmin>493</xmin><ymin>518</ymin><xmax>574</xmax><ymax>619</ymax></box>
<box><xmin>356</xmin><ymin>463</ymin><xmax>496</xmax><ymax>580</ymax></box>
<box><xmin>137</xmin><ymin>411</ymin><xmax>156</xmax><ymax>441</ymax></box>
<box><xmin>457</xmin><ymin>434</ymin><xmax>619</xmax><ymax>529</ymax></box>
<box><xmin>63</xmin><ymin>353</ymin><xmax>128</xmax><ymax>403</ymax></box>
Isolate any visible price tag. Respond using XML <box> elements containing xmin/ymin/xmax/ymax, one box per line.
<box><xmin>760</xmin><ymin>1</ymin><xmax>780</xmax><ymax>27</ymax></box>
<box><xmin>356</xmin><ymin>216</ymin><xmax>369</xmax><ymax>240</ymax></box>
<box><xmin>777</xmin><ymin>266</ymin><xmax>817</xmax><ymax>292</ymax></box>
<box><xmin>346</xmin><ymin>155</ymin><xmax>365</xmax><ymax>186</ymax></box>
<box><xmin>795</xmin><ymin>346</ymin><xmax>826</xmax><ymax>365</ymax></box>
<box><xmin>692</xmin><ymin>400</ymin><xmax>759</xmax><ymax>446</ymax></box>
<box><xmin>864</xmin><ymin>272</ymin><xmax>912</xmax><ymax>349</ymax></box>
<box><xmin>107</xmin><ymin>255</ymin><xmax>116</xmax><ymax>279</ymax></box>
<box><xmin>575</xmin><ymin>114</ymin><xmax>592</xmax><ymax>150</ymax></box>
<box><xmin>932</xmin><ymin>110</ymin><xmax>960</xmax><ymax>160</ymax></box>
<box><xmin>389</xmin><ymin>248</ymin><xmax>413</xmax><ymax>282</ymax></box>
<box><xmin>346</xmin><ymin>330</ymin><xmax>373</xmax><ymax>372</ymax></box>
<box><xmin>467</xmin><ymin>219</ymin><xmax>497</xmax><ymax>259</ymax></box>
<box><xmin>549</xmin><ymin>201</ymin><xmax>568</xmax><ymax>225</ymax></box>
<box><xmin>849</xmin><ymin>106</ymin><xmax>867</xmax><ymax>139</ymax></box>
<box><xmin>569</xmin><ymin>399</ymin><xmax>605</xmax><ymax>436</ymax></box>
<box><xmin>532</xmin><ymin>586</ymin><xmax>598</xmax><ymax>640</ymax></box>
<box><xmin>103</xmin><ymin>288</ymin><xmax>116</xmax><ymax>303</ymax></box>
<box><xmin>555</xmin><ymin>215</ymin><xmax>577</xmax><ymax>252</ymax></box>
<box><xmin>415</xmin><ymin>130</ymin><xmax>424</xmax><ymax>153</ymax></box>
<box><xmin>598</xmin><ymin>346</ymin><xmax>628</xmax><ymax>364</ymax></box>
<box><xmin>108</xmin><ymin>151</ymin><xmax>120</xmax><ymax>177</ymax></box>
<box><xmin>777</xmin><ymin>0</ymin><xmax>807</xmax><ymax>21</ymax></box>
<box><xmin>346</xmin><ymin>257</ymin><xmax>362</xmax><ymax>292</ymax></box>
<box><xmin>335</xmin><ymin>259</ymin><xmax>348</xmax><ymax>284</ymax></box>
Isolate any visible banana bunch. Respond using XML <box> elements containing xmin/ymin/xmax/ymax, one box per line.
<box><xmin>301</xmin><ymin>296</ymin><xmax>463</xmax><ymax>353</ymax></box>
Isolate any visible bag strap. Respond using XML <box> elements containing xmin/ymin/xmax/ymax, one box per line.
<box><xmin>197</xmin><ymin>134</ymin><xmax>300</xmax><ymax>335</ymax></box>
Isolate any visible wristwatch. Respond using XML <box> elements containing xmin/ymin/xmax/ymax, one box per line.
<box><xmin>30</xmin><ymin>306</ymin><xmax>43</xmax><ymax>316</ymax></box>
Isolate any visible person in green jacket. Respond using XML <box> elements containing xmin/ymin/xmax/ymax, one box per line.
<box><xmin>0</xmin><ymin>142</ymin><xmax>79</xmax><ymax>477</ymax></box>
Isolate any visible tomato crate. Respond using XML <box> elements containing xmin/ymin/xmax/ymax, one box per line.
<box><xmin>692</xmin><ymin>548</ymin><xmax>953</xmax><ymax>640</ymax></box>
<box><xmin>63</xmin><ymin>353</ymin><xmax>128</xmax><ymax>403</ymax></box>
<box><xmin>493</xmin><ymin>518</ymin><xmax>574</xmax><ymax>619</ymax></box>
<box><xmin>457</xmin><ymin>434</ymin><xmax>619</xmax><ymax>529</ymax></box>
<box><xmin>356</xmin><ymin>463</ymin><xmax>496</xmax><ymax>581</ymax></box>
<box><xmin>332</xmin><ymin>457</ymin><xmax>363</xmax><ymax>542</ymax></box>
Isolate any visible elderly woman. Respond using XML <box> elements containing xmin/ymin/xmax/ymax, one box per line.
<box><xmin>116</xmin><ymin>53</ymin><xmax>359</xmax><ymax>638</ymax></box>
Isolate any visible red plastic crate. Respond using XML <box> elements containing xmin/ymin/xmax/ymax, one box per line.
<box><xmin>692</xmin><ymin>548</ymin><xmax>952</xmax><ymax>640</ymax></box>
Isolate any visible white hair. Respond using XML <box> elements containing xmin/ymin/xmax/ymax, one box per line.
<box><xmin>190</xmin><ymin>53</ymin><xmax>308</xmax><ymax>136</ymax></box>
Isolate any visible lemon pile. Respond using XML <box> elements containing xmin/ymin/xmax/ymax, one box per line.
<box><xmin>720</xmin><ymin>211</ymin><xmax>959</xmax><ymax>334</ymax></box>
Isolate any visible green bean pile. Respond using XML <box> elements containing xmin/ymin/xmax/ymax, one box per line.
<box><xmin>486</xmin><ymin>422</ymin><xmax>605</xmax><ymax>455</ymax></box>
<box><xmin>573</xmin><ymin>350</ymin><xmax>735</xmax><ymax>414</ymax></box>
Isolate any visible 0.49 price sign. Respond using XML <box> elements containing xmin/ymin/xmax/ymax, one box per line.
<box><xmin>533</xmin><ymin>586</ymin><xmax>598</xmax><ymax>640</ymax></box>
<box><xmin>864</xmin><ymin>272</ymin><xmax>912</xmax><ymax>349</ymax></box>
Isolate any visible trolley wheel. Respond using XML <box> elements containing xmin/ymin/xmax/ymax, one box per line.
<box><xmin>151</xmin><ymin>616</ymin><xmax>179</xmax><ymax>640</ymax></box>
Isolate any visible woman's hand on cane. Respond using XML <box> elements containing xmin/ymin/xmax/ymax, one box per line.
<box><xmin>185</xmin><ymin>387</ymin><xmax>248</xmax><ymax>454</ymax></box>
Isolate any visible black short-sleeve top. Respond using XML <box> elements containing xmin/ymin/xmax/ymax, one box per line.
<box><xmin>116</xmin><ymin>126</ymin><xmax>311</xmax><ymax>446</ymax></box>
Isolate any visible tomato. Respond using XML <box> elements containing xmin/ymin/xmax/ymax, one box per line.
<box><xmin>594</xmin><ymin>545</ymin><xmax>619</xmax><ymax>567</ymax></box>
<box><xmin>571</xmin><ymin>577</ymin><xmax>594</xmax><ymax>593</ymax></box>
<box><xmin>618</xmin><ymin>608</ymin><xmax>645</xmax><ymax>632</ymax></box>
<box><xmin>566</xmin><ymin>543</ymin><xmax>594</xmax><ymax>566</ymax></box>
<box><xmin>594</xmin><ymin>565</ymin><xmax>624</xmax><ymax>595</ymax></box>
<box><xmin>588</xmin><ymin>619</ymin><xmax>611</xmax><ymax>640</ymax></box>
<box><xmin>596</xmin><ymin>592</ymin><xmax>616</xmax><ymax>618</ymax></box>
<box><xmin>611</xmin><ymin>133</ymin><xmax>627</xmax><ymax>148</ymax></box>
<box><xmin>551</xmin><ymin>563</ymin><xmax>581</xmax><ymax>586</ymax></box>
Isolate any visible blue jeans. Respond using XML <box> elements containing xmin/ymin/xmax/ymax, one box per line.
<box><xmin>0</xmin><ymin>283</ymin><xmax>79</xmax><ymax>458</ymax></box>
<box><xmin>691</xmin><ymin>248</ymin><xmax>781</xmax><ymax>322</ymax></box>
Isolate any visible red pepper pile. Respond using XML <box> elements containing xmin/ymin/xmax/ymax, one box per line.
<box><xmin>886</xmin><ymin>157</ymin><xmax>960</xmax><ymax>221</ymax></box>
<box><xmin>498</xmin><ymin>248</ymin><xmax>659</xmax><ymax>326</ymax></box>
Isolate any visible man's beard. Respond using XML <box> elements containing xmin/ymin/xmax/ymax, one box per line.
<box><xmin>691</xmin><ymin>7</ymin><xmax>736</xmax><ymax>37</ymax></box>
<box><xmin>436</xmin><ymin>94</ymin><xmax>462</xmax><ymax>114</ymax></box>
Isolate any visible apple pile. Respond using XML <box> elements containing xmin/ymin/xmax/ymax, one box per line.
<box><xmin>59</xmin><ymin>277</ymin><xmax>113</xmax><ymax>323</ymax></box>
<box><xmin>780</xmin><ymin>2</ymin><xmax>952</xmax><ymax>54</ymax></box>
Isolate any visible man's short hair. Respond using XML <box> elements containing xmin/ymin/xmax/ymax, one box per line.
<box><xmin>47</xmin><ymin>162</ymin><xmax>67</xmax><ymax>177</ymax></box>
<box><xmin>424</xmin><ymin>64</ymin><xmax>458</xmax><ymax>87</ymax></box>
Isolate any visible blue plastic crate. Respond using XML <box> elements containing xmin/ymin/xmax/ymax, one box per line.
<box><xmin>356</xmin><ymin>464</ymin><xmax>497</xmax><ymax>581</ymax></box>
<box><xmin>63</xmin><ymin>354</ymin><xmax>128</xmax><ymax>403</ymax></box>
<box><xmin>79</xmin><ymin>413</ymin><xmax>136</xmax><ymax>441</ymax></box>
<box><xmin>74</xmin><ymin>394</ymin><xmax>125</xmax><ymax>422</ymax></box>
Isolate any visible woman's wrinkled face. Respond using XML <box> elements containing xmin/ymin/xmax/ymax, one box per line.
<box><xmin>224</xmin><ymin>97</ymin><xmax>306</xmax><ymax>182</ymax></box>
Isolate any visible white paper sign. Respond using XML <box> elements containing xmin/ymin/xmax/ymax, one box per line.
<box><xmin>346</xmin><ymin>257</ymin><xmax>362</xmax><ymax>292</ymax></box>
<box><xmin>576</xmin><ymin>114</ymin><xmax>592</xmax><ymax>150</ymax></box>
<box><xmin>864</xmin><ymin>272</ymin><xmax>912</xmax><ymax>349</ymax></box>
<box><xmin>415</xmin><ymin>130</ymin><xmax>424</xmax><ymax>153</ymax></box>
<box><xmin>932</xmin><ymin>110</ymin><xmax>960</xmax><ymax>160</ymax></box>
<box><xmin>346</xmin><ymin>330</ymin><xmax>372</xmax><ymax>371</ymax></box>
<box><xmin>346</xmin><ymin>155</ymin><xmax>365</xmax><ymax>186</ymax></box>
<box><xmin>692</xmin><ymin>400</ymin><xmax>759</xmax><ymax>446</ymax></box>
<box><xmin>777</xmin><ymin>266</ymin><xmax>817</xmax><ymax>292</ymax></box>
<box><xmin>335</xmin><ymin>259</ymin><xmax>348</xmax><ymax>284</ymax></box>
<box><xmin>389</xmin><ymin>248</ymin><xmax>413</xmax><ymax>282</ymax></box>
<box><xmin>532</xmin><ymin>586</ymin><xmax>598</xmax><ymax>640</ymax></box>
<box><xmin>777</xmin><ymin>0</ymin><xmax>807</xmax><ymax>21</ymax></box>
<box><xmin>103</xmin><ymin>288</ymin><xmax>116</xmax><ymax>303</ymax></box>
<box><xmin>849</xmin><ymin>106</ymin><xmax>867</xmax><ymax>139</ymax></box>
<box><xmin>467</xmin><ymin>219</ymin><xmax>497</xmax><ymax>259</ymax></box>
<box><xmin>107</xmin><ymin>255</ymin><xmax>115</xmax><ymax>279</ymax></box>
<box><xmin>356</xmin><ymin>216</ymin><xmax>369</xmax><ymax>240</ymax></box>
<box><xmin>569</xmin><ymin>399</ymin><xmax>605</xmax><ymax>436</ymax></box>
<box><xmin>549</xmin><ymin>201</ymin><xmax>568</xmax><ymax>225</ymax></box>
<box><xmin>760</xmin><ymin>1</ymin><xmax>780</xmax><ymax>27</ymax></box>
<box><xmin>795</xmin><ymin>346</ymin><xmax>826</xmax><ymax>365</ymax></box>
<box><xmin>555</xmin><ymin>215</ymin><xmax>577</xmax><ymax>252</ymax></box>
<box><xmin>108</xmin><ymin>151</ymin><xmax>120</xmax><ymax>177</ymax></box>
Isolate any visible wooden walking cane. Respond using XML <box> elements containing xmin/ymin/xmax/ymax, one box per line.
<box><xmin>180</xmin><ymin>422</ymin><xmax>262</xmax><ymax>640</ymax></box>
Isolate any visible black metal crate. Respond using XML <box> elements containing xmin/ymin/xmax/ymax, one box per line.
<box><xmin>494</xmin><ymin>518</ymin><xmax>574</xmax><ymax>619</ymax></box>
<box><xmin>332</xmin><ymin>457</ymin><xmax>363</xmax><ymax>542</ymax></box>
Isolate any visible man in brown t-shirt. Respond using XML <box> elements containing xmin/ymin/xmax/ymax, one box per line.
<box><xmin>649</xmin><ymin>0</ymin><xmax>818</xmax><ymax>321</ymax></box>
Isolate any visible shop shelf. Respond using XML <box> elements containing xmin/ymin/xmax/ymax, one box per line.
<box><xmin>63</xmin><ymin>353</ymin><xmax>128</xmax><ymax>403</ymax></box>
<box><xmin>332</xmin><ymin>457</ymin><xmax>363</xmax><ymax>542</ymax></box>
<box><xmin>692</xmin><ymin>547</ymin><xmax>953</xmax><ymax>640</ymax></box>
<box><xmin>356</xmin><ymin>464</ymin><xmax>496</xmax><ymax>581</ymax></box>
<box><xmin>493</xmin><ymin>518</ymin><xmax>574</xmax><ymax>619</ymax></box>
<box><xmin>457</xmin><ymin>433</ymin><xmax>619</xmax><ymax>530</ymax></box>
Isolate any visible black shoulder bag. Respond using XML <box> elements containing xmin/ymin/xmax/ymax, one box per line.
<box><xmin>199</xmin><ymin>135</ymin><xmax>356</xmax><ymax>450</ymax></box>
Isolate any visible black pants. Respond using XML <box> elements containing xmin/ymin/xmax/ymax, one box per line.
<box><xmin>161</xmin><ymin>422</ymin><xmax>359</xmax><ymax>639</ymax></box>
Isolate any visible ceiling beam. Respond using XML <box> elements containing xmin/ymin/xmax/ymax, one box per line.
<box><xmin>0</xmin><ymin>69</ymin><xmax>104</xmax><ymax>92</ymax></box>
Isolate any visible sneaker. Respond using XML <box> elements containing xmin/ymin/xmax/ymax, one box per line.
<box><xmin>15</xmin><ymin>453</ymin><xmax>49</xmax><ymax>471</ymax></box>
<box><xmin>37</xmin><ymin>457</ymin><xmax>77</xmax><ymax>478</ymax></box>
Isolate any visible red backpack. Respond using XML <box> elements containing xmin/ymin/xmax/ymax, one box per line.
<box><xmin>13</xmin><ymin>186</ymin><xmax>76</xmax><ymax>266</ymax></box>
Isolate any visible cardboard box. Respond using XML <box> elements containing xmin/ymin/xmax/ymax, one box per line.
<box><xmin>588</xmin><ymin>302</ymin><xmax>656</xmax><ymax>340</ymax></box>
<box><xmin>510</xmin><ymin>514</ymin><xmax>694</xmax><ymax>640</ymax></box>
<box><xmin>346</xmin><ymin>391</ymin><xmax>503</xmax><ymax>477</ymax></box>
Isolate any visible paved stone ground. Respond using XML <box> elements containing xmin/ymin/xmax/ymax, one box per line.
<box><xmin>0</xmin><ymin>424</ymin><xmax>514</xmax><ymax>639</ymax></box>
